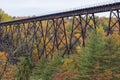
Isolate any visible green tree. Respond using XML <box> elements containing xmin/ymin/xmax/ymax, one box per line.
<box><xmin>0</xmin><ymin>9</ymin><xmax>4</xmax><ymax>22</ymax></box>
<box><xmin>79</xmin><ymin>27</ymin><xmax>105</xmax><ymax>80</ymax></box>
<box><xmin>102</xmin><ymin>33</ymin><xmax>120</xmax><ymax>79</ymax></box>
<box><xmin>30</xmin><ymin>51</ymin><xmax>63</xmax><ymax>80</ymax></box>
<box><xmin>0</xmin><ymin>8</ymin><xmax>12</xmax><ymax>22</ymax></box>
<box><xmin>16</xmin><ymin>55</ymin><xmax>33</xmax><ymax>80</ymax></box>
<box><xmin>79</xmin><ymin>27</ymin><xmax>120</xmax><ymax>80</ymax></box>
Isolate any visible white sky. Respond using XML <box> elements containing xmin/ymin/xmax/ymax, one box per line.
<box><xmin>0</xmin><ymin>0</ymin><xmax>112</xmax><ymax>16</ymax></box>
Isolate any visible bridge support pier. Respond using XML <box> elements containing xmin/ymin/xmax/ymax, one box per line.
<box><xmin>0</xmin><ymin>3</ymin><xmax>120</xmax><ymax>60</ymax></box>
<box><xmin>107</xmin><ymin>10</ymin><xmax>120</xmax><ymax>35</ymax></box>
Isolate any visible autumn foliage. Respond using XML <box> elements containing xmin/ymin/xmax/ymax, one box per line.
<box><xmin>0</xmin><ymin>9</ymin><xmax>120</xmax><ymax>80</ymax></box>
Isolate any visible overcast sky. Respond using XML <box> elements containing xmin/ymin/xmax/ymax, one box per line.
<box><xmin>0</xmin><ymin>0</ymin><xmax>113</xmax><ymax>16</ymax></box>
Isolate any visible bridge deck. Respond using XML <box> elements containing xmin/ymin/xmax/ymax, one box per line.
<box><xmin>0</xmin><ymin>2</ymin><xmax>120</xmax><ymax>25</ymax></box>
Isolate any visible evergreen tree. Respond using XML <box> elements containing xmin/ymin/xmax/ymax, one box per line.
<box><xmin>30</xmin><ymin>51</ymin><xmax>63</xmax><ymax>80</ymax></box>
<box><xmin>79</xmin><ymin>27</ymin><xmax>120</xmax><ymax>80</ymax></box>
<box><xmin>16</xmin><ymin>55</ymin><xmax>33</xmax><ymax>80</ymax></box>
<box><xmin>102</xmin><ymin>33</ymin><xmax>120</xmax><ymax>79</ymax></box>
<box><xmin>79</xmin><ymin>27</ymin><xmax>105</xmax><ymax>80</ymax></box>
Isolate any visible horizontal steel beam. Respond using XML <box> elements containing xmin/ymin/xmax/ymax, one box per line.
<box><xmin>0</xmin><ymin>2</ymin><xmax>120</xmax><ymax>25</ymax></box>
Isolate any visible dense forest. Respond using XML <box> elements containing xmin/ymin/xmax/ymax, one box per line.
<box><xmin>0</xmin><ymin>9</ymin><xmax>120</xmax><ymax>80</ymax></box>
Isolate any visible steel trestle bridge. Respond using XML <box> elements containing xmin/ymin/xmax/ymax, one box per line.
<box><xmin>0</xmin><ymin>1</ymin><xmax>120</xmax><ymax>60</ymax></box>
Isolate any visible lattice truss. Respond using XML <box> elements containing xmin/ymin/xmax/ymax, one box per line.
<box><xmin>0</xmin><ymin>10</ymin><xmax>120</xmax><ymax>60</ymax></box>
<box><xmin>107</xmin><ymin>10</ymin><xmax>120</xmax><ymax>35</ymax></box>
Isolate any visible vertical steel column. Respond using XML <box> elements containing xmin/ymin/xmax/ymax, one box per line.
<box><xmin>62</xmin><ymin>17</ymin><xmax>69</xmax><ymax>57</ymax></box>
<box><xmin>117</xmin><ymin>10</ymin><xmax>120</xmax><ymax>32</ymax></box>
<box><xmin>69</xmin><ymin>16</ymin><xmax>75</xmax><ymax>55</ymax></box>
<box><xmin>43</xmin><ymin>20</ymin><xmax>49</xmax><ymax>58</ymax></box>
<box><xmin>79</xmin><ymin>15</ymin><xmax>85</xmax><ymax>47</ymax></box>
<box><xmin>29</xmin><ymin>21</ymin><xmax>36</xmax><ymax>62</ymax></box>
<box><xmin>53</xmin><ymin>19</ymin><xmax>58</xmax><ymax>50</ymax></box>
<box><xmin>39</xmin><ymin>20</ymin><xmax>44</xmax><ymax>58</ymax></box>
<box><xmin>107</xmin><ymin>10</ymin><xmax>120</xmax><ymax>35</ymax></box>
<box><xmin>107</xmin><ymin>10</ymin><xmax>112</xmax><ymax>35</ymax></box>
<box><xmin>92</xmin><ymin>13</ymin><xmax>96</xmax><ymax>29</ymax></box>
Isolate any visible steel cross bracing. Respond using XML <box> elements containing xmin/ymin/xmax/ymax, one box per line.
<box><xmin>0</xmin><ymin>2</ymin><xmax>120</xmax><ymax>60</ymax></box>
